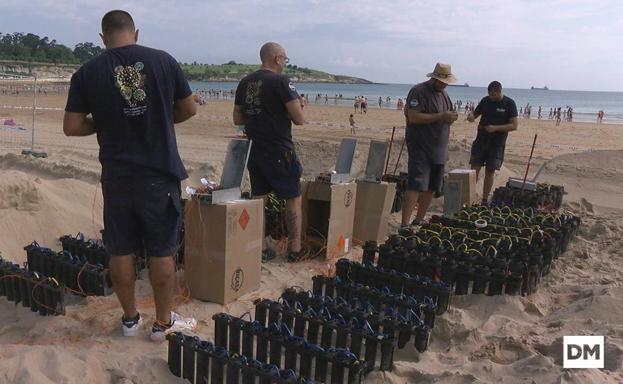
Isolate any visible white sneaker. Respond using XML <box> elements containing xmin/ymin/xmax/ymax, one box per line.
<box><xmin>150</xmin><ymin>312</ymin><xmax>197</xmax><ymax>342</ymax></box>
<box><xmin>121</xmin><ymin>313</ymin><xmax>142</xmax><ymax>337</ymax></box>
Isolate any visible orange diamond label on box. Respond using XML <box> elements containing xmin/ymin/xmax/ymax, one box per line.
<box><xmin>238</xmin><ymin>209</ymin><xmax>250</xmax><ymax>230</ymax></box>
<box><xmin>337</xmin><ymin>234</ymin><xmax>345</xmax><ymax>251</ymax></box>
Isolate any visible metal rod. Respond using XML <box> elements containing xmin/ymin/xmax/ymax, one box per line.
<box><xmin>392</xmin><ymin>138</ymin><xmax>406</xmax><ymax>175</ymax></box>
<box><xmin>31</xmin><ymin>75</ymin><xmax>37</xmax><ymax>152</ymax></box>
<box><xmin>383</xmin><ymin>126</ymin><xmax>396</xmax><ymax>175</ymax></box>
<box><xmin>521</xmin><ymin>134</ymin><xmax>538</xmax><ymax>193</ymax></box>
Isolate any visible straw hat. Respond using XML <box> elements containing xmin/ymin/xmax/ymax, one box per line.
<box><xmin>426</xmin><ymin>63</ymin><xmax>457</xmax><ymax>84</ymax></box>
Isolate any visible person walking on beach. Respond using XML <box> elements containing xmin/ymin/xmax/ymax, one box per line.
<box><xmin>467</xmin><ymin>81</ymin><xmax>518</xmax><ymax>204</ymax></box>
<box><xmin>555</xmin><ymin>107</ymin><xmax>562</xmax><ymax>126</ymax></box>
<box><xmin>402</xmin><ymin>63</ymin><xmax>458</xmax><ymax>227</ymax></box>
<box><xmin>63</xmin><ymin>10</ymin><xmax>198</xmax><ymax>340</ymax></box>
<box><xmin>233</xmin><ymin>42</ymin><xmax>307</xmax><ymax>262</ymax></box>
<box><xmin>378</xmin><ymin>96</ymin><xmax>383</xmax><ymax>108</ymax></box>
<box><xmin>349</xmin><ymin>114</ymin><xmax>357</xmax><ymax>134</ymax></box>
<box><xmin>598</xmin><ymin>110</ymin><xmax>604</xmax><ymax>123</ymax></box>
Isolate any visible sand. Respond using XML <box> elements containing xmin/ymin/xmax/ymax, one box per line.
<box><xmin>0</xmin><ymin>93</ymin><xmax>622</xmax><ymax>384</ymax></box>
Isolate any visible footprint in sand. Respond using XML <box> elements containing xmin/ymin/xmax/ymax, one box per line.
<box><xmin>470</xmin><ymin>338</ymin><xmax>532</xmax><ymax>365</ymax></box>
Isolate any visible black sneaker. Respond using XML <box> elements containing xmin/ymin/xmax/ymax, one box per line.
<box><xmin>261</xmin><ymin>249</ymin><xmax>276</xmax><ymax>263</ymax></box>
<box><xmin>287</xmin><ymin>248</ymin><xmax>309</xmax><ymax>263</ymax></box>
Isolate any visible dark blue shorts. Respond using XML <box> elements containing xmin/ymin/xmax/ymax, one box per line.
<box><xmin>470</xmin><ymin>139</ymin><xmax>505</xmax><ymax>170</ymax></box>
<box><xmin>247</xmin><ymin>150</ymin><xmax>303</xmax><ymax>199</ymax></box>
<box><xmin>102</xmin><ymin>176</ymin><xmax>182</xmax><ymax>257</ymax></box>
<box><xmin>406</xmin><ymin>141</ymin><xmax>444</xmax><ymax>193</ymax></box>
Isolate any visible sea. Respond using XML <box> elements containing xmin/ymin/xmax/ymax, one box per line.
<box><xmin>190</xmin><ymin>81</ymin><xmax>623</xmax><ymax>124</ymax></box>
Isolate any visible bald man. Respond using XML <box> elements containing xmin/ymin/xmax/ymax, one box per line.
<box><xmin>233</xmin><ymin>42</ymin><xmax>307</xmax><ymax>262</ymax></box>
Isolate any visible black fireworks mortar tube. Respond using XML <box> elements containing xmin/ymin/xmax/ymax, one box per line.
<box><xmin>182</xmin><ymin>335</ymin><xmax>198</xmax><ymax>382</ymax></box>
<box><xmin>166</xmin><ymin>332</ymin><xmax>184</xmax><ymax>377</ymax></box>
<box><xmin>213</xmin><ymin>312</ymin><xmax>232</xmax><ymax>349</ymax></box>
<box><xmin>195</xmin><ymin>339</ymin><xmax>213</xmax><ymax>384</ymax></box>
<box><xmin>210</xmin><ymin>346</ymin><xmax>229</xmax><ymax>384</ymax></box>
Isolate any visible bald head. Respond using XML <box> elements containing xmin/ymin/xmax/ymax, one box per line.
<box><xmin>259</xmin><ymin>42</ymin><xmax>288</xmax><ymax>73</ymax></box>
<box><xmin>260</xmin><ymin>42</ymin><xmax>284</xmax><ymax>63</ymax></box>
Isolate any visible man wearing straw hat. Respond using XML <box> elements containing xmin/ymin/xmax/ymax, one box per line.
<box><xmin>401</xmin><ymin>63</ymin><xmax>458</xmax><ymax>227</ymax></box>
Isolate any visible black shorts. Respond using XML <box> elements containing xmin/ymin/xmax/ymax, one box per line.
<box><xmin>470</xmin><ymin>139</ymin><xmax>505</xmax><ymax>170</ymax></box>
<box><xmin>102</xmin><ymin>176</ymin><xmax>182</xmax><ymax>258</ymax></box>
<box><xmin>248</xmin><ymin>150</ymin><xmax>303</xmax><ymax>199</ymax></box>
<box><xmin>406</xmin><ymin>141</ymin><xmax>444</xmax><ymax>193</ymax></box>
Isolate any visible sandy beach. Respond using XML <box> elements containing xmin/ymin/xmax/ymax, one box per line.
<box><xmin>0</xmin><ymin>93</ymin><xmax>622</xmax><ymax>383</ymax></box>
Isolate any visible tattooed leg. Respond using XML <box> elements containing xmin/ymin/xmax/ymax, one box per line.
<box><xmin>285</xmin><ymin>196</ymin><xmax>302</xmax><ymax>253</ymax></box>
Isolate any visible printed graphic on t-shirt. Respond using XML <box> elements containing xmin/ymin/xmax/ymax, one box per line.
<box><xmin>114</xmin><ymin>62</ymin><xmax>147</xmax><ymax>116</ymax></box>
<box><xmin>244</xmin><ymin>80</ymin><xmax>262</xmax><ymax>115</ymax></box>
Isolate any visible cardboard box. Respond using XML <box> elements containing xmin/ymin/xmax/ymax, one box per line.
<box><xmin>301</xmin><ymin>181</ymin><xmax>357</xmax><ymax>259</ymax></box>
<box><xmin>353</xmin><ymin>181</ymin><xmax>396</xmax><ymax>243</ymax></box>
<box><xmin>183</xmin><ymin>197</ymin><xmax>263</xmax><ymax>304</ymax></box>
<box><xmin>444</xmin><ymin>169</ymin><xmax>477</xmax><ymax>217</ymax></box>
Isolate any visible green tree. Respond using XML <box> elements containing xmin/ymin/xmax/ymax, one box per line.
<box><xmin>73</xmin><ymin>42</ymin><xmax>103</xmax><ymax>62</ymax></box>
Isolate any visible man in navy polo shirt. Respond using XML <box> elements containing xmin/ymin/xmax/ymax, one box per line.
<box><xmin>63</xmin><ymin>10</ymin><xmax>197</xmax><ymax>341</ymax></box>
<box><xmin>467</xmin><ymin>81</ymin><xmax>518</xmax><ymax>204</ymax></box>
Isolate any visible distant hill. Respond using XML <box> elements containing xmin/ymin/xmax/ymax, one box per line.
<box><xmin>180</xmin><ymin>61</ymin><xmax>373</xmax><ymax>84</ymax></box>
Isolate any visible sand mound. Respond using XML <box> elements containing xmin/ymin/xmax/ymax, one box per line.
<box><xmin>0</xmin><ymin>176</ymin><xmax>41</xmax><ymax>210</ymax></box>
<box><xmin>0</xmin><ymin>153</ymin><xmax>100</xmax><ymax>183</ymax></box>
<box><xmin>0</xmin><ymin>169</ymin><xmax>102</xmax><ymax>263</ymax></box>
<box><xmin>540</xmin><ymin>150</ymin><xmax>623</xmax><ymax>210</ymax></box>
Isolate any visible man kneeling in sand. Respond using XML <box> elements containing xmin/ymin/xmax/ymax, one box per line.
<box><xmin>63</xmin><ymin>10</ymin><xmax>197</xmax><ymax>340</ymax></box>
<box><xmin>467</xmin><ymin>81</ymin><xmax>518</xmax><ymax>204</ymax></box>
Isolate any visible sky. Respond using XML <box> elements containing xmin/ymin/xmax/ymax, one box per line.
<box><xmin>2</xmin><ymin>0</ymin><xmax>622</xmax><ymax>91</ymax></box>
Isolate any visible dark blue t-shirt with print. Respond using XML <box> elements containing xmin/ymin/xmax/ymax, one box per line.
<box><xmin>473</xmin><ymin>95</ymin><xmax>518</xmax><ymax>148</ymax></box>
<box><xmin>234</xmin><ymin>69</ymin><xmax>299</xmax><ymax>154</ymax></box>
<box><xmin>65</xmin><ymin>44</ymin><xmax>191</xmax><ymax>181</ymax></box>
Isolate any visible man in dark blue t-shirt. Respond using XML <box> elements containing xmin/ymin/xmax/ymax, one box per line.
<box><xmin>233</xmin><ymin>42</ymin><xmax>306</xmax><ymax>263</ymax></box>
<box><xmin>467</xmin><ymin>81</ymin><xmax>518</xmax><ymax>204</ymax></box>
<box><xmin>63</xmin><ymin>10</ymin><xmax>197</xmax><ymax>341</ymax></box>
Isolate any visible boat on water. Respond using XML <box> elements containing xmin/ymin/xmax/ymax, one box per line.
<box><xmin>449</xmin><ymin>82</ymin><xmax>470</xmax><ymax>87</ymax></box>
<box><xmin>531</xmin><ymin>86</ymin><xmax>549</xmax><ymax>90</ymax></box>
